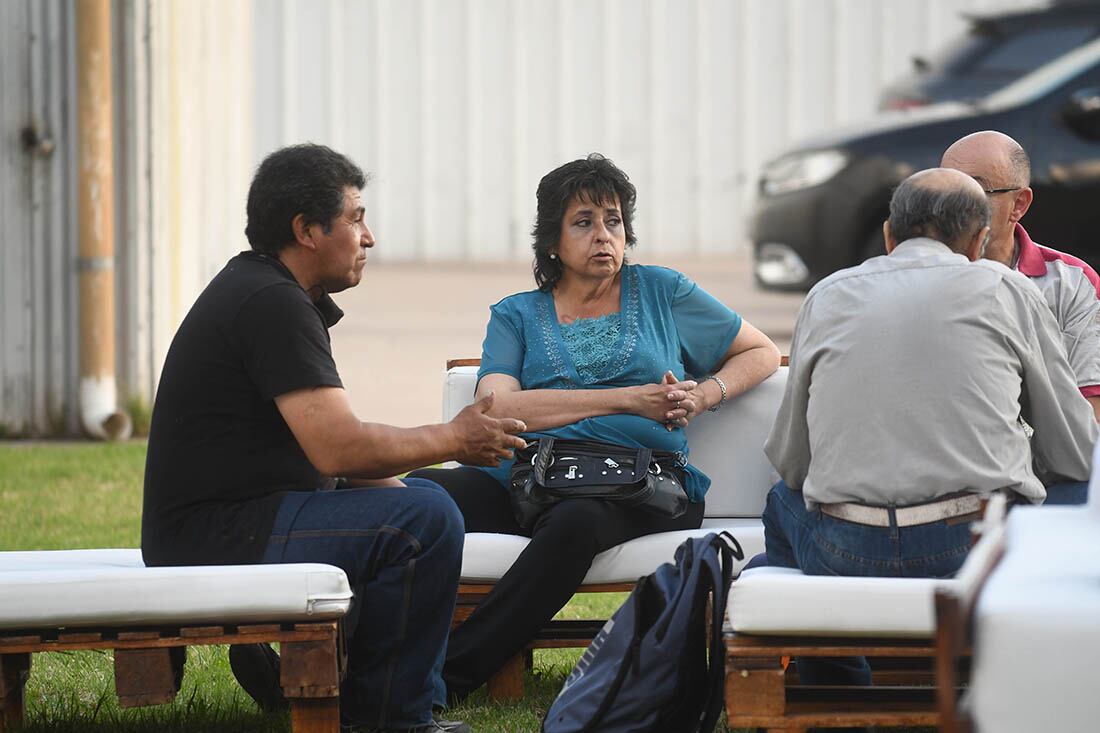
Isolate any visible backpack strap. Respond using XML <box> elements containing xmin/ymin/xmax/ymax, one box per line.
<box><xmin>698</xmin><ymin>532</ymin><xmax>745</xmax><ymax>732</ymax></box>
<box><xmin>573</xmin><ymin>573</ymin><xmax>656</xmax><ymax>733</ymax></box>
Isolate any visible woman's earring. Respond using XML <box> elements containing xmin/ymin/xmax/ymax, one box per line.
<box><xmin>549</xmin><ymin>253</ymin><xmax>557</xmax><ymax>260</ymax></box>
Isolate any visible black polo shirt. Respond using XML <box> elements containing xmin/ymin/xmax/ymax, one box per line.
<box><xmin>142</xmin><ymin>252</ymin><xmax>344</xmax><ymax>566</ymax></box>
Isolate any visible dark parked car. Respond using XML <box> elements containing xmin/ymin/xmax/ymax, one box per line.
<box><xmin>752</xmin><ymin>37</ymin><xmax>1100</xmax><ymax>291</ymax></box>
<box><xmin>880</xmin><ymin>1</ymin><xmax>1100</xmax><ymax>110</ymax></box>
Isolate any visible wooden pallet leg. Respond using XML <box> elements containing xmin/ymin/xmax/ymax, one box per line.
<box><xmin>725</xmin><ymin>657</ymin><xmax>786</xmax><ymax>721</ymax></box>
<box><xmin>487</xmin><ymin>653</ymin><xmax>524</xmax><ymax>700</ymax></box>
<box><xmin>0</xmin><ymin>653</ymin><xmax>31</xmax><ymax>733</ymax></box>
<box><xmin>282</xmin><ymin>639</ymin><xmax>340</xmax><ymax>733</ymax></box>
<box><xmin>114</xmin><ymin>647</ymin><xmax>184</xmax><ymax>708</ymax></box>
<box><xmin>290</xmin><ymin>698</ymin><xmax>340</xmax><ymax>733</ymax></box>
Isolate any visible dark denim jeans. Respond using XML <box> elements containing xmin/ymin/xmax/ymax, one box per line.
<box><xmin>1043</xmin><ymin>480</ymin><xmax>1089</xmax><ymax>505</ymax></box>
<box><xmin>762</xmin><ymin>481</ymin><xmax>975</xmax><ymax>579</ymax></box>
<box><xmin>760</xmin><ymin>478</ymin><xmax>1088</xmax><ymax>686</ymax></box>
<box><xmin>262</xmin><ymin>478</ymin><xmax>463</xmax><ymax>729</ymax></box>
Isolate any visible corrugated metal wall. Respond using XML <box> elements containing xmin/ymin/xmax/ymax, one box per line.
<box><xmin>0</xmin><ymin>0</ymin><xmax>253</xmax><ymax>436</ymax></box>
<box><xmin>251</xmin><ymin>0</ymin><xmax>1035</xmax><ymax>262</ymax></box>
<box><xmin>0</xmin><ymin>0</ymin><xmax>79</xmax><ymax>436</ymax></box>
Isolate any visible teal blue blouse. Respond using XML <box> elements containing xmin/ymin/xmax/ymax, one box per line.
<box><xmin>475</xmin><ymin>264</ymin><xmax>742</xmax><ymax>501</ymax></box>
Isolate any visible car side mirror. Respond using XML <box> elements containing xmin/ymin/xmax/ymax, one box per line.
<box><xmin>1063</xmin><ymin>87</ymin><xmax>1100</xmax><ymax>141</ymax></box>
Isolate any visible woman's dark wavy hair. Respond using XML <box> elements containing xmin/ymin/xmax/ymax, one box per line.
<box><xmin>245</xmin><ymin>143</ymin><xmax>367</xmax><ymax>255</ymax></box>
<box><xmin>532</xmin><ymin>153</ymin><xmax>637</xmax><ymax>290</ymax></box>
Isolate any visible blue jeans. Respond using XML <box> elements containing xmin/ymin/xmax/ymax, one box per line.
<box><xmin>1043</xmin><ymin>480</ymin><xmax>1089</xmax><ymax>505</ymax></box>
<box><xmin>762</xmin><ymin>481</ymin><xmax>975</xmax><ymax>579</ymax></box>
<box><xmin>262</xmin><ymin>478</ymin><xmax>463</xmax><ymax>729</ymax></box>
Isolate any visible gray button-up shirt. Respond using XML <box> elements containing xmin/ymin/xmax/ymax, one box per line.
<box><xmin>766</xmin><ymin>238</ymin><xmax>1097</xmax><ymax>508</ymax></box>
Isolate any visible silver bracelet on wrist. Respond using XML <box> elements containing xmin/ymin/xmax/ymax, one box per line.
<box><xmin>705</xmin><ymin>375</ymin><xmax>728</xmax><ymax>412</ymax></box>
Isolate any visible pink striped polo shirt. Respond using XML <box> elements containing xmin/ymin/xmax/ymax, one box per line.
<box><xmin>1016</xmin><ymin>223</ymin><xmax>1100</xmax><ymax>398</ymax></box>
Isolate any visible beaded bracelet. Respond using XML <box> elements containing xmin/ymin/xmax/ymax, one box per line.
<box><xmin>705</xmin><ymin>375</ymin><xmax>728</xmax><ymax>412</ymax></box>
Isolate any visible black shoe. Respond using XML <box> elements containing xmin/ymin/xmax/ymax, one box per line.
<box><xmin>228</xmin><ymin>643</ymin><xmax>288</xmax><ymax>712</ymax></box>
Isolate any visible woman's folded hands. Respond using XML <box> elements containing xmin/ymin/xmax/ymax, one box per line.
<box><xmin>629</xmin><ymin>371</ymin><xmax>703</xmax><ymax>430</ymax></box>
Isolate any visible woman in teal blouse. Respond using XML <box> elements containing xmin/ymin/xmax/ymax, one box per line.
<box><xmin>411</xmin><ymin>154</ymin><xmax>780</xmax><ymax>700</ymax></box>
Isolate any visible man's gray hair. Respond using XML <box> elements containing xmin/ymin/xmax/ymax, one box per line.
<box><xmin>1009</xmin><ymin>144</ymin><xmax>1031</xmax><ymax>187</ymax></box>
<box><xmin>888</xmin><ymin>178</ymin><xmax>991</xmax><ymax>253</ymax></box>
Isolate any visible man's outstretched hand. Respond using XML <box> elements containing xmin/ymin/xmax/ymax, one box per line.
<box><xmin>449</xmin><ymin>392</ymin><xmax>528</xmax><ymax>466</ymax></box>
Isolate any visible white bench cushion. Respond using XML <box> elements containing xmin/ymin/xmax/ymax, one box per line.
<box><xmin>970</xmin><ymin>572</ymin><xmax>1100</xmax><ymax>732</ymax></box>
<box><xmin>969</xmin><ymin>506</ymin><xmax>1100</xmax><ymax>732</ymax></box>
<box><xmin>0</xmin><ymin>549</ymin><xmax>353</xmax><ymax>630</ymax></box>
<box><xmin>684</xmin><ymin>369</ymin><xmax>786</xmax><ymax>516</ymax></box>
<box><xmin>1001</xmin><ymin>506</ymin><xmax>1100</xmax><ymax>572</ymax></box>
<box><xmin>461</xmin><ymin>520</ymin><xmax>764</xmax><ymax>585</ymax></box>
<box><xmin>728</xmin><ymin>567</ymin><xmax>947</xmax><ymax>638</ymax></box>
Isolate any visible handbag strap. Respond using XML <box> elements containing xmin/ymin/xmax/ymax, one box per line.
<box><xmin>532</xmin><ymin>437</ymin><xmax>557</xmax><ymax>484</ymax></box>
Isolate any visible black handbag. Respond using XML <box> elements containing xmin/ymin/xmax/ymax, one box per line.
<box><xmin>508</xmin><ymin>437</ymin><xmax>689</xmax><ymax>530</ymax></box>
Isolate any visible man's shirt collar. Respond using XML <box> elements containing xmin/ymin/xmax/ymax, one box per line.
<box><xmin>1014</xmin><ymin>222</ymin><xmax>1047</xmax><ymax>277</ymax></box>
<box><xmin>243</xmin><ymin>250</ymin><xmax>345</xmax><ymax>327</ymax></box>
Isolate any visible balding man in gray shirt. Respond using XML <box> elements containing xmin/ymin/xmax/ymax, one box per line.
<box><xmin>766</xmin><ymin>167</ymin><xmax>1094</xmax><ymax>571</ymax></box>
<box><xmin>761</xmin><ymin>167</ymin><xmax>1096</xmax><ymax>688</ymax></box>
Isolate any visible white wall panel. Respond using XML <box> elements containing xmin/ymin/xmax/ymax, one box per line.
<box><xmin>126</xmin><ymin>0</ymin><xmax>254</xmax><ymax>403</ymax></box>
<box><xmin>254</xmin><ymin>0</ymin><xmax>1051</xmax><ymax>263</ymax></box>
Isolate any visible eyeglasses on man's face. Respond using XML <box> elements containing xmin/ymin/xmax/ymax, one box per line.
<box><xmin>983</xmin><ymin>186</ymin><xmax>1021</xmax><ymax>196</ymax></box>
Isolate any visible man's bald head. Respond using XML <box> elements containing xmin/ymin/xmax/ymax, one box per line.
<box><xmin>940</xmin><ymin>131</ymin><xmax>1034</xmax><ymax>265</ymax></box>
<box><xmin>941</xmin><ymin>130</ymin><xmax>1031</xmax><ymax>189</ymax></box>
<box><xmin>887</xmin><ymin>168</ymin><xmax>991</xmax><ymax>254</ymax></box>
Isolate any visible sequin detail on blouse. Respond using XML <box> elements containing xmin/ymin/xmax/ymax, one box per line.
<box><xmin>560</xmin><ymin>313</ymin><xmax>622</xmax><ymax>385</ymax></box>
<box><xmin>536</xmin><ymin>297</ymin><xmax>572</xmax><ymax>387</ymax></box>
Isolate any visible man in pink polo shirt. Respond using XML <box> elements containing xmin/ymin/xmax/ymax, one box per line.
<box><xmin>943</xmin><ymin>131</ymin><xmax>1100</xmax><ymax>426</ymax></box>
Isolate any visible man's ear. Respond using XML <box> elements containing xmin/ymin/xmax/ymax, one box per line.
<box><xmin>1009</xmin><ymin>187</ymin><xmax>1033</xmax><ymax>224</ymax></box>
<box><xmin>291</xmin><ymin>213</ymin><xmax>317</xmax><ymax>251</ymax></box>
<box><xmin>883</xmin><ymin>220</ymin><xmax>898</xmax><ymax>254</ymax></box>
<box><xmin>967</xmin><ymin>225</ymin><xmax>991</xmax><ymax>262</ymax></box>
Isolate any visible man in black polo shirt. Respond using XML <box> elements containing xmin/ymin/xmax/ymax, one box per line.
<box><xmin>142</xmin><ymin>144</ymin><xmax>525</xmax><ymax>733</ymax></box>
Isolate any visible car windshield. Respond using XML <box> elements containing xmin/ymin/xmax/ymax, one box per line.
<box><xmin>972</xmin><ymin>26</ymin><xmax>1096</xmax><ymax>74</ymax></box>
<box><xmin>922</xmin><ymin>21</ymin><xmax>1095</xmax><ymax>76</ymax></box>
<box><xmin>982</xmin><ymin>36</ymin><xmax>1100</xmax><ymax>111</ymax></box>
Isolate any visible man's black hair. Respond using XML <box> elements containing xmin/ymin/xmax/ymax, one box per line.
<box><xmin>531</xmin><ymin>153</ymin><xmax>637</xmax><ymax>290</ymax></box>
<box><xmin>245</xmin><ymin>143</ymin><xmax>367</xmax><ymax>255</ymax></box>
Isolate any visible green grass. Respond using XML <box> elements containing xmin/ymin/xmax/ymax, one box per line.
<box><xmin>0</xmin><ymin>443</ymin><xmax>682</xmax><ymax>732</ymax></box>
<box><xmin>0</xmin><ymin>443</ymin><xmax>146</xmax><ymax>550</ymax></box>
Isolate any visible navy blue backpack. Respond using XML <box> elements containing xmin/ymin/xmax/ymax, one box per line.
<box><xmin>543</xmin><ymin>532</ymin><xmax>744</xmax><ymax>733</ymax></box>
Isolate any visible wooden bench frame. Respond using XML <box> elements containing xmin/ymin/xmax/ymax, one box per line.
<box><xmin>0</xmin><ymin>620</ymin><xmax>346</xmax><ymax>733</ymax></box>
<box><xmin>722</xmin><ymin>496</ymin><xmax>1007</xmax><ymax>731</ymax></box>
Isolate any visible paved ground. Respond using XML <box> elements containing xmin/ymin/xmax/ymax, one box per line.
<box><xmin>330</xmin><ymin>250</ymin><xmax>805</xmax><ymax>428</ymax></box>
